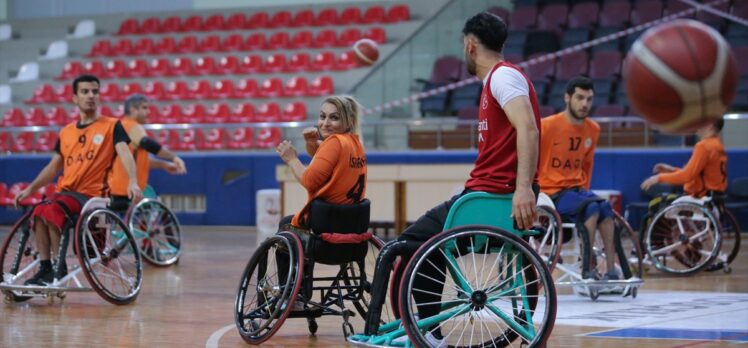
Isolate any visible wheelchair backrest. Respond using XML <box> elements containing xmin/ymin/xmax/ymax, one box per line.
<box><xmin>308</xmin><ymin>199</ymin><xmax>370</xmax><ymax>235</ymax></box>
<box><xmin>443</xmin><ymin>192</ymin><xmax>516</xmax><ymax>234</ymax></box>
<box><xmin>81</xmin><ymin>197</ymin><xmax>110</xmax><ymax>214</ymax></box>
<box><xmin>536</xmin><ymin>192</ymin><xmax>555</xmax><ymax>209</ymax></box>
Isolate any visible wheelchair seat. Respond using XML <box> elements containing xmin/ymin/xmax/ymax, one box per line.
<box><xmin>304</xmin><ymin>199</ymin><xmax>371</xmax><ymax>266</ymax></box>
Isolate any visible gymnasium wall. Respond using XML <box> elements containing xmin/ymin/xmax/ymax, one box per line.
<box><xmin>1</xmin><ymin>149</ymin><xmax>747</xmax><ymax>228</ymax></box>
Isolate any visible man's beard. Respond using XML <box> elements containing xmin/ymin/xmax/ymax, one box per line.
<box><xmin>466</xmin><ymin>56</ymin><xmax>476</xmax><ymax>76</ymax></box>
<box><xmin>569</xmin><ymin>106</ymin><xmax>587</xmax><ymax>120</ymax></box>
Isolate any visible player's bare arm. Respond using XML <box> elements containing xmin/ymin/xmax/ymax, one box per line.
<box><xmin>14</xmin><ymin>154</ymin><xmax>63</xmax><ymax>207</ymax></box>
<box><xmin>504</xmin><ymin>95</ymin><xmax>539</xmax><ymax>230</ymax></box>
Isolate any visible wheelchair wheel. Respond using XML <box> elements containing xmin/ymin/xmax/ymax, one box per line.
<box><xmin>235</xmin><ymin>232</ymin><xmax>303</xmax><ymax>344</ymax></box>
<box><xmin>74</xmin><ymin>208</ymin><xmax>143</xmax><ymax>305</ymax></box>
<box><xmin>399</xmin><ymin>225</ymin><xmax>556</xmax><ymax>348</ymax></box>
<box><xmin>530</xmin><ymin>206</ymin><xmax>561</xmax><ymax>272</ymax></box>
<box><xmin>644</xmin><ymin>202</ymin><xmax>721</xmax><ymax>275</ymax></box>
<box><xmin>0</xmin><ymin>212</ymin><xmax>35</xmax><ymax>303</ymax></box>
<box><xmin>612</xmin><ymin>212</ymin><xmax>644</xmax><ymax>280</ymax></box>
<box><xmin>707</xmin><ymin>208</ymin><xmax>741</xmax><ymax>273</ymax></box>
<box><xmin>126</xmin><ymin>198</ymin><xmax>182</xmax><ymax>267</ymax></box>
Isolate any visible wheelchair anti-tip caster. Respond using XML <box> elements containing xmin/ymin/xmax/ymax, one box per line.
<box><xmin>307</xmin><ymin>318</ymin><xmax>318</xmax><ymax>335</ymax></box>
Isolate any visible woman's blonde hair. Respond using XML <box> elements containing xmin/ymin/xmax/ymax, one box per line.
<box><xmin>322</xmin><ymin>95</ymin><xmax>362</xmax><ymax>135</ymax></box>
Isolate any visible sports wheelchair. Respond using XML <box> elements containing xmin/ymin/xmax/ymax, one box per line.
<box><xmin>122</xmin><ymin>185</ymin><xmax>182</xmax><ymax>267</ymax></box>
<box><xmin>1</xmin><ymin>197</ymin><xmax>143</xmax><ymax>305</ymax></box>
<box><xmin>350</xmin><ymin>192</ymin><xmax>557</xmax><ymax>347</ymax></box>
<box><xmin>641</xmin><ymin>193</ymin><xmax>740</xmax><ymax>275</ymax></box>
<box><xmin>235</xmin><ymin>198</ymin><xmax>385</xmax><ymax>344</ymax></box>
<box><xmin>537</xmin><ymin>193</ymin><xmax>644</xmax><ymax>301</ymax></box>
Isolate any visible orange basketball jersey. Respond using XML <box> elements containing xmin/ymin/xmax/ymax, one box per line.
<box><xmin>56</xmin><ymin>117</ymin><xmax>123</xmax><ymax>197</ymax></box>
<box><xmin>659</xmin><ymin>136</ymin><xmax>727</xmax><ymax>196</ymax></box>
<box><xmin>292</xmin><ymin>133</ymin><xmax>367</xmax><ymax>227</ymax></box>
<box><xmin>109</xmin><ymin>117</ymin><xmax>149</xmax><ymax>196</ymax></box>
<box><xmin>538</xmin><ymin>112</ymin><xmax>600</xmax><ymax>195</ymax></box>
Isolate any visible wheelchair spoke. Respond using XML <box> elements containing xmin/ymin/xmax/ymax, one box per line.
<box><xmin>438</xmin><ymin>247</ymin><xmax>474</xmax><ymax>294</ymax></box>
<box><xmin>481</xmin><ymin>244</ymin><xmax>507</xmax><ymax>291</ymax></box>
<box><xmin>423</xmin><ymin>257</ymin><xmax>471</xmax><ymax>297</ymax></box>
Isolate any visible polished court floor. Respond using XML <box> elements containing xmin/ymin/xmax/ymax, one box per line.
<box><xmin>1</xmin><ymin>226</ymin><xmax>746</xmax><ymax>347</ymax></box>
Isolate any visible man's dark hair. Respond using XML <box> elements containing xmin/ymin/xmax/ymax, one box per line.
<box><xmin>462</xmin><ymin>12</ymin><xmax>507</xmax><ymax>53</ymax></box>
<box><xmin>72</xmin><ymin>74</ymin><xmax>100</xmax><ymax>94</ymax></box>
<box><xmin>565</xmin><ymin>76</ymin><xmax>594</xmax><ymax>96</ymax></box>
<box><xmin>714</xmin><ymin>117</ymin><xmax>725</xmax><ymax>133</ymax></box>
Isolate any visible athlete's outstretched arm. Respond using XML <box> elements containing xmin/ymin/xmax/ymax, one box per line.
<box><xmin>504</xmin><ymin>95</ymin><xmax>539</xmax><ymax>230</ymax></box>
<box><xmin>14</xmin><ymin>154</ymin><xmax>63</xmax><ymax>207</ymax></box>
<box><xmin>129</xmin><ymin>123</ymin><xmax>187</xmax><ymax>174</ymax></box>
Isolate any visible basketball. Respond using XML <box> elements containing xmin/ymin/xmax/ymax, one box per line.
<box><xmin>352</xmin><ymin>38</ymin><xmax>379</xmax><ymax>66</ymax></box>
<box><xmin>623</xmin><ymin>19</ymin><xmax>737</xmax><ymax>133</ymax></box>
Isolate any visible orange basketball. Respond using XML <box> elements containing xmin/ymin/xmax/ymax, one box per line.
<box><xmin>352</xmin><ymin>38</ymin><xmax>379</xmax><ymax>66</ymax></box>
<box><xmin>623</xmin><ymin>19</ymin><xmax>737</xmax><ymax>133</ymax></box>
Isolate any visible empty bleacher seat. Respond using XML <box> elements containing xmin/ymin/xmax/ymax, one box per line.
<box><xmin>385</xmin><ymin>4</ymin><xmax>410</xmax><ymax>23</ymax></box>
<box><xmin>206</xmin><ymin>102</ymin><xmax>232</xmax><ymax>123</ymax></box>
<box><xmin>631</xmin><ymin>0</ymin><xmax>663</xmax><ymax>26</ymax></box>
<box><xmin>308</xmin><ymin>76</ymin><xmax>334</xmax><ymax>96</ymax></box>
<box><xmin>589</xmin><ymin>51</ymin><xmax>622</xmax><ymax>79</ymax></box>
<box><xmin>254</xmin><ymin>127</ymin><xmax>281</xmax><ymax>149</ymax></box>
<box><xmin>509</xmin><ymin>6</ymin><xmax>537</xmax><ymax>30</ymax></box>
<box><xmin>282</xmin><ymin>102</ymin><xmax>307</xmax><ymax>121</ymax></box>
<box><xmin>227</xmin><ymin>128</ymin><xmax>253</xmax><ymax>149</ymax></box>
<box><xmin>599</xmin><ymin>0</ymin><xmax>631</xmax><ymax>27</ymax></box>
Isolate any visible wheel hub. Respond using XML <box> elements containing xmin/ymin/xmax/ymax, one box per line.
<box><xmin>470</xmin><ymin>290</ymin><xmax>488</xmax><ymax>310</ymax></box>
<box><xmin>678</xmin><ymin>233</ymin><xmax>689</xmax><ymax>244</ymax></box>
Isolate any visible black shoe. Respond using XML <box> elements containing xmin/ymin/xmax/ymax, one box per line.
<box><xmin>24</xmin><ymin>266</ymin><xmax>54</xmax><ymax>286</ymax></box>
<box><xmin>54</xmin><ymin>261</ymin><xmax>68</xmax><ymax>280</ymax></box>
<box><xmin>582</xmin><ymin>270</ymin><xmax>601</xmax><ymax>280</ymax></box>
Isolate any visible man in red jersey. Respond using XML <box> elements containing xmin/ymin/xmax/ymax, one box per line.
<box><xmin>364</xmin><ymin>12</ymin><xmax>542</xmax><ymax>342</ymax></box>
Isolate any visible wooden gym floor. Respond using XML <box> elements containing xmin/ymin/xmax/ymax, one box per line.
<box><xmin>1</xmin><ymin>226</ymin><xmax>746</xmax><ymax>347</ymax></box>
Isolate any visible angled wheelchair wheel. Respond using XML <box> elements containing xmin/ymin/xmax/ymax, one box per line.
<box><xmin>644</xmin><ymin>202</ymin><xmax>721</xmax><ymax>275</ymax></box>
<box><xmin>74</xmin><ymin>208</ymin><xmax>143</xmax><ymax>305</ymax></box>
<box><xmin>530</xmin><ymin>206</ymin><xmax>561</xmax><ymax>272</ymax></box>
<box><xmin>235</xmin><ymin>231</ymin><xmax>303</xmax><ymax>344</ymax></box>
<box><xmin>613</xmin><ymin>212</ymin><xmax>644</xmax><ymax>280</ymax></box>
<box><xmin>399</xmin><ymin>225</ymin><xmax>556</xmax><ymax>348</ymax></box>
<box><xmin>0</xmin><ymin>212</ymin><xmax>35</xmax><ymax>303</ymax></box>
<box><xmin>127</xmin><ymin>198</ymin><xmax>182</xmax><ymax>267</ymax></box>
<box><xmin>707</xmin><ymin>208</ymin><xmax>741</xmax><ymax>273</ymax></box>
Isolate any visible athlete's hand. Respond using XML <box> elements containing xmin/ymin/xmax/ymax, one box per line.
<box><xmin>512</xmin><ymin>185</ymin><xmax>537</xmax><ymax>230</ymax></box>
<box><xmin>128</xmin><ymin>183</ymin><xmax>143</xmax><ymax>202</ymax></box>
<box><xmin>653</xmin><ymin>163</ymin><xmax>674</xmax><ymax>174</ymax></box>
<box><xmin>13</xmin><ymin>187</ymin><xmax>33</xmax><ymax>208</ymax></box>
<box><xmin>641</xmin><ymin>175</ymin><xmax>660</xmax><ymax>191</ymax></box>
<box><xmin>172</xmin><ymin>156</ymin><xmax>187</xmax><ymax>174</ymax></box>
<box><xmin>276</xmin><ymin>140</ymin><xmax>298</xmax><ymax>163</ymax></box>
<box><xmin>302</xmin><ymin>127</ymin><xmax>320</xmax><ymax>143</ymax></box>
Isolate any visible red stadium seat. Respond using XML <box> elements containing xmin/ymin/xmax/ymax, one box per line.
<box><xmin>315</xmin><ymin>8</ymin><xmax>338</xmax><ymax>26</ymax></box>
<box><xmin>99</xmin><ymin>105</ymin><xmax>114</xmax><ymax>117</ymax></box>
<box><xmin>147</xmin><ymin>104</ymin><xmax>162</xmax><ymax>123</ymax></box>
<box><xmin>142</xmin><ymin>17</ymin><xmax>164</xmax><ymax>34</ymax></box>
<box><xmin>269</xmin><ymin>10</ymin><xmax>292</xmax><ymax>28</ymax></box>
<box><xmin>155</xmin><ymin>36</ymin><xmax>178</xmax><ymax>54</ymax></box>
<box><xmin>213</xmin><ymin>79</ymin><xmax>238</xmax><ymax>99</ymax></box>
<box><xmin>361</xmin><ymin>6</ymin><xmax>386</xmax><ymax>24</ymax></box>
<box><xmin>88</xmin><ymin>40</ymin><xmax>112</xmax><ymax>57</ymax></box>
<box><xmin>290</xmin><ymin>30</ymin><xmax>314</xmax><ymax>49</ymax></box>
<box><xmin>177</xmin><ymin>129</ymin><xmax>202</xmax><ymax>151</ymax></box>
<box><xmin>385</xmin><ymin>4</ymin><xmax>410</xmax><ymax>23</ymax></box>
<box><xmin>36</xmin><ymin>131</ymin><xmax>58</xmax><ymax>152</ymax></box>
<box><xmin>132</xmin><ymin>37</ymin><xmax>156</xmax><ymax>55</ymax></box>
<box><xmin>537</xmin><ymin>4</ymin><xmax>569</xmax><ymax>35</ymax></box>
<box><xmin>177</xmin><ymin>35</ymin><xmax>199</xmax><ymax>53</ymax></box>
<box><xmin>223</xmin><ymin>34</ymin><xmax>246</xmax><ymax>52</ymax></box>
<box><xmin>337</xmin><ymin>28</ymin><xmax>361</xmax><ymax>47</ymax></box>
<box><xmin>25</xmin><ymin>84</ymin><xmax>55</xmax><ymax>104</ymax></box>
<box><xmin>267</xmin><ymin>31</ymin><xmax>290</xmax><ymax>50</ymax></box>
<box><xmin>589</xmin><ymin>51</ymin><xmax>622</xmax><ymax>79</ymax></box>
<box><xmin>287</xmin><ymin>53</ymin><xmax>311</xmax><ymax>72</ymax></box>
<box><xmin>106</xmin><ymin>59</ymin><xmax>129</xmax><ymax>78</ymax></box>
<box><xmin>199</xmin><ymin>35</ymin><xmax>223</xmax><ymax>52</ymax></box>
<box><xmin>227</xmin><ymin>128</ymin><xmax>253</xmax><ymax>149</ymax></box>
<box><xmin>308</xmin><ymin>76</ymin><xmax>334</xmax><ymax>96</ymax></box>
<box><xmin>12</xmin><ymin>132</ymin><xmax>35</xmax><ymax>152</ymax></box>
<box><xmin>111</xmin><ymin>39</ymin><xmax>134</xmax><ymax>56</ymax></box>
<box><xmin>161</xmin><ymin>104</ymin><xmax>184</xmax><ymax>124</ymax></box>
<box><xmin>3</xmin><ymin>108</ymin><xmax>26</xmax><ymax>126</ymax></box>
<box><xmin>217</xmin><ymin>55</ymin><xmax>242</xmax><ymax>74</ymax></box>
<box><xmin>509</xmin><ymin>6</ymin><xmax>537</xmax><ymax>31</ymax></box>
<box><xmin>254</xmin><ymin>127</ymin><xmax>281</xmax><ymax>149</ymax></box>
<box><xmin>203</xmin><ymin>14</ymin><xmax>226</xmax><ymax>31</ymax></box>
<box><xmin>282</xmin><ymin>102</ymin><xmax>307</xmax><ymax>121</ymax></box>
<box><xmin>83</xmin><ymin>60</ymin><xmax>106</xmax><ymax>77</ymax></box>
<box><xmin>225</xmin><ymin>13</ymin><xmax>246</xmax><ymax>30</ymax></box>
<box><xmin>200</xmin><ymin>128</ymin><xmax>225</xmax><ymax>150</ymax></box>
<box><xmin>235</xmin><ymin>79</ymin><xmax>259</xmax><ymax>98</ymax></box>
<box><xmin>335</xmin><ymin>51</ymin><xmax>359</xmax><ymax>70</ymax></box>
<box><xmin>56</xmin><ymin>61</ymin><xmax>82</xmax><ymax>80</ymax></box>
<box><xmin>264</xmin><ymin>54</ymin><xmax>287</xmax><ymax>73</ymax></box>
<box><xmin>100</xmin><ymin>83</ymin><xmax>122</xmax><ymax>102</ymax></box>
<box><xmin>525</xmin><ymin>53</ymin><xmax>556</xmax><ymax>82</ymax></box>
<box><xmin>256</xmin><ymin>102</ymin><xmax>281</xmax><ymax>122</ymax></box>
<box><xmin>150</xmin><ymin>58</ymin><xmax>174</xmax><ymax>77</ymax></box>
<box><xmin>117</xmin><ymin>18</ymin><xmax>140</xmax><ymax>35</ymax></box>
<box><xmin>599</xmin><ymin>0</ymin><xmax>631</xmax><ymax>27</ymax></box>
<box><xmin>364</xmin><ymin>27</ymin><xmax>387</xmax><ymax>44</ymax></box>
<box><xmin>126</xmin><ymin>59</ymin><xmax>150</xmax><ymax>78</ymax></box>
<box><xmin>230</xmin><ymin>103</ymin><xmax>255</xmax><ymax>123</ymax></box>
<box><xmin>338</xmin><ymin>7</ymin><xmax>362</xmax><ymax>25</ymax></box>
<box><xmin>46</xmin><ymin>106</ymin><xmax>68</xmax><ymax>126</ymax></box>
<box><xmin>25</xmin><ymin>107</ymin><xmax>47</xmax><ymax>126</ymax></box>
<box><xmin>156</xmin><ymin>129</ymin><xmax>180</xmax><ymax>149</ymax></box>
<box><xmin>144</xmin><ymin>81</ymin><xmax>167</xmax><ymax>100</ymax></box>
<box><xmin>314</xmin><ymin>30</ymin><xmax>338</xmax><ymax>48</ymax></box>
<box><xmin>258</xmin><ymin>78</ymin><xmax>283</xmax><ymax>98</ymax></box>
<box><xmin>245</xmin><ymin>32</ymin><xmax>267</xmax><ymax>51</ymax></box>
<box><xmin>122</xmin><ymin>82</ymin><xmax>144</xmax><ymax>97</ymax></box>
<box><xmin>205</xmin><ymin>102</ymin><xmax>231</xmax><ymax>123</ymax></box>
<box><xmin>181</xmin><ymin>15</ymin><xmax>204</xmax><ymax>32</ymax></box>
<box><xmin>283</xmin><ymin>76</ymin><xmax>308</xmax><ymax>97</ymax></box>
<box><xmin>555</xmin><ymin>51</ymin><xmax>588</xmax><ymax>81</ymax></box>
<box><xmin>568</xmin><ymin>2</ymin><xmax>599</xmax><ymax>29</ymax></box>
<box><xmin>291</xmin><ymin>9</ymin><xmax>315</xmax><ymax>27</ymax></box>
<box><xmin>631</xmin><ymin>0</ymin><xmax>663</xmax><ymax>26</ymax></box>
<box><xmin>182</xmin><ymin>103</ymin><xmax>206</xmax><ymax>124</ymax></box>
<box><xmin>166</xmin><ymin>81</ymin><xmax>191</xmax><ymax>100</ymax></box>
<box><xmin>189</xmin><ymin>80</ymin><xmax>214</xmax><ymax>100</ymax></box>
<box><xmin>247</xmin><ymin>12</ymin><xmax>270</xmax><ymax>29</ymax></box>
<box><xmin>195</xmin><ymin>56</ymin><xmax>218</xmax><ymax>75</ymax></box>
<box><xmin>172</xmin><ymin>57</ymin><xmax>197</xmax><ymax>76</ymax></box>
<box><xmin>594</xmin><ymin>104</ymin><xmax>625</xmax><ymax>117</ymax></box>
<box><xmin>54</xmin><ymin>85</ymin><xmax>73</xmax><ymax>103</ymax></box>
<box><xmin>312</xmin><ymin>51</ymin><xmax>336</xmax><ymax>71</ymax></box>
<box><xmin>241</xmin><ymin>55</ymin><xmax>263</xmax><ymax>73</ymax></box>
